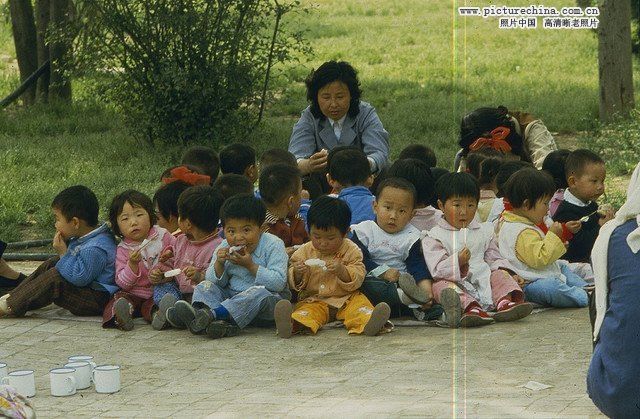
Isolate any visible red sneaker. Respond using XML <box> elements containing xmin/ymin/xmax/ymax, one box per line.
<box><xmin>492</xmin><ymin>300</ymin><xmax>533</xmax><ymax>322</ymax></box>
<box><xmin>460</xmin><ymin>305</ymin><xmax>494</xmax><ymax>327</ymax></box>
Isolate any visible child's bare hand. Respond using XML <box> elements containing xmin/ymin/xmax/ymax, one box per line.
<box><xmin>159</xmin><ymin>249</ymin><xmax>173</xmax><ymax>263</ymax></box>
<box><xmin>513</xmin><ymin>274</ymin><xmax>526</xmax><ymax>288</ymax></box>
<box><xmin>565</xmin><ymin>220</ymin><xmax>582</xmax><ymax>234</ymax></box>
<box><xmin>598</xmin><ymin>208</ymin><xmax>615</xmax><ymax>226</ymax></box>
<box><xmin>217</xmin><ymin>247</ymin><xmax>230</xmax><ymax>262</ymax></box>
<box><xmin>549</xmin><ymin>222</ymin><xmax>563</xmax><ymax>237</ymax></box>
<box><xmin>149</xmin><ymin>269</ymin><xmax>165</xmax><ymax>284</ymax></box>
<box><xmin>382</xmin><ymin>268</ymin><xmax>400</xmax><ymax>282</ymax></box>
<box><xmin>228</xmin><ymin>249</ymin><xmax>254</xmax><ymax>269</ymax></box>
<box><xmin>292</xmin><ymin>261</ymin><xmax>308</xmax><ymax>284</ymax></box>
<box><xmin>458</xmin><ymin>247</ymin><xmax>471</xmax><ymax>267</ymax></box>
<box><xmin>52</xmin><ymin>231</ymin><xmax>67</xmax><ymax>256</ymax></box>
<box><xmin>183</xmin><ymin>266</ymin><xmax>203</xmax><ymax>284</ymax></box>
<box><xmin>285</xmin><ymin>247</ymin><xmax>297</xmax><ymax>257</ymax></box>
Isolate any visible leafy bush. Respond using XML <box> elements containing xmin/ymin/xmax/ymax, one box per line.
<box><xmin>60</xmin><ymin>0</ymin><xmax>309</xmax><ymax>146</ymax></box>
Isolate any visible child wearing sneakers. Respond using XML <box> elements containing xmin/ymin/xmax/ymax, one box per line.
<box><xmin>170</xmin><ymin>194</ymin><xmax>290</xmax><ymax>339</ymax></box>
<box><xmin>351</xmin><ymin>178</ymin><xmax>435</xmax><ymax>318</ymax></box>
<box><xmin>149</xmin><ymin>185</ymin><xmax>224</xmax><ymax>329</ymax></box>
<box><xmin>0</xmin><ymin>186</ymin><xmax>117</xmax><ymax>318</ymax></box>
<box><xmin>274</xmin><ymin>196</ymin><xmax>390</xmax><ymax>338</ymax></box>
<box><xmin>102</xmin><ymin>190</ymin><xmax>175</xmax><ymax>330</ymax></box>
<box><xmin>259</xmin><ymin>163</ymin><xmax>308</xmax><ymax>255</ymax></box>
<box><xmin>327</xmin><ymin>146</ymin><xmax>375</xmax><ymax>225</ymax></box>
<box><xmin>423</xmin><ymin>173</ymin><xmax>532</xmax><ymax>328</ymax></box>
<box><xmin>498</xmin><ymin>168</ymin><xmax>590</xmax><ymax>308</ymax></box>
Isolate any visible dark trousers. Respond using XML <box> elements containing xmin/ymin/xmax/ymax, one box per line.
<box><xmin>360</xmin><ymin>276</ymin><xmax>443</xmax><ymax>319</ymax></box>
<box><xmin>6</xmin><ymin>257</ymin><xmax>110</xmax><ymax>317</ymax></box>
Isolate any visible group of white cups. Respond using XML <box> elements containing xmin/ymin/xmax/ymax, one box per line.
<box><xmin>0</xmin><ymin>355</ymin><xmax>121</xmax><ymax>397</ymax></box>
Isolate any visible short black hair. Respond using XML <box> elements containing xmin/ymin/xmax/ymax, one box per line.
<box><xmin>435</xmin><ymin>172</ymin><xmax>480</xmax><ymax>204</ymax></box>
<box><xmin>220</xmin><ymin>193</ymin><xmax>266</xmax><ymax>227</ymax></box>
<box><xmin>109</xmin><ymin>190</ymin><xmax>157</xmax><ymax>237</ymax></box>
<box><xmin>375</xmin><ymin>177</ymin><xmax>417</xmax><ymax>208</ymax></box>
<box><xmin>219</xmin><ymin>143</ymin><xmax>256</xmax><ymax>175</ymax></box>
<box><xmin>478</xmin><ymin>156</ymin><xmax>503</xmax><ymax>188</ymax></box>
<box><xmin>259</xmin><ymin>163</ymin><xmax>301</xmax><ymax>206</ymax></box>
<box><xmin>177</xmin><ymin>185</ymin><xmax>224</xmax><ymax>232</ymax></box>
<box><xmin>181</xmin><ymin>146</ymin><xmax>220</xmax><ymax>182</ymax></box>
<box><xmin>307</xmin><ymin>195</ymin><xmax>351</xmax><ymax>235</ymax></box>
<box><xmin>466</xmin><ymin>148</ymin><xmax>503</xmax><ymax>180</ymax></box>
<box><xmin>565</xmin><ymin>149</ymin><xmax>604</xmax><ymax>179</ymax></box>
<box><xmin>495</xmin><ymin>161</ymin><xmax>534</xmax><ymax>198</ymax></box>
<box><xmin>386</xmin><ymin>159</ymin><xmax>433</xmax><ymax>207</ymax></box>
<box><xmin>429</xmin><ymin>167</ymin><xmax>450</xmax><ymax>206</ymax></box>
<box><xmin>212</xmin><ymin>174</ymin><xmax>254</xmax><ymax>200</ymax></box>
<box><xmin>306</xmin><ymin>61</ymin><xmax>362</xmax><ymax>119</ymax></box>
<box><xmin>153</xmin><ymin>181</ymin><xmax>191</xmax><ymax>221</ymax></box>
<box><xmin>542</xmin><ymin>149</ymin><xmax>571</xmax><ymax>189</ymax></box>
<box><xmin>51</xmin><ymin>185</ymin><xmax>99</xmax><ymax>226</ymax></box>
<box><xmin>504</xmin><ymin>168</ymin><xmax>556</xmax><ymax>209</ymax></box>
<box><xmin>259</xmin><ymin>148</ymin><xmax>297</xmax><ymax>169</ymax></box>
<box><xmin>328</xmin><ymin>146</ymin><xmax>370</xmax><ymax>186</ymax></box>
<box><xmin>398</xmin><ymin>144</ymin><xmax>437</xmax><ymax>167</ymax></box>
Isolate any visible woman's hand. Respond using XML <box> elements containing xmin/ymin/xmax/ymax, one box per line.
<box><xmin>300</xmin><ymin>150</ymin><xmax>328</xmax><ymax>174</ymax></box>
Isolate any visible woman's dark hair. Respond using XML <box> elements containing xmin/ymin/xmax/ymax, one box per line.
<box><xmin>109</xmin><ymin>190</ymin><xmax>157</xmax><ymax>237</ymax></box>
<box><xmin>503</xmin><ymin>168</ymin><xmax>556</xmax><ymax>209</ymax></box>
<box><xmin>307</xmin><ymin>195</ymin><xmax>351</xmax><ymax>235</ymax></box>
<box><xmin>542</xmin><ymin>149</ymin><xmax>571</xmax><ymax>189</ymax></box>
<box><xmin>220</xmin><ymin>193</ymin><xmax>266</xmax><ymax>227</ymax></box>
<box><xmin>386</xmin><ymin>158</ymin><xmax>434</xmax><ymax>207</ymax></box>
<box><xmin>459</xmin><ymin>106</ymin><xmax>527</xmax><ymax>161</ymax></box>
<box><xmin>435</xmin><ymin>172</ymin><xmax>480</xmax><ymax>204</ymax></box>
<box><xmin>495</xmin><ymin>161</ymin><xmax>534</xmax><ymax>198</ymax></box>
<box><xmin>305</xmin><ymin>61</ymin><xmax>362</xmax><ymax>119</ymax></box>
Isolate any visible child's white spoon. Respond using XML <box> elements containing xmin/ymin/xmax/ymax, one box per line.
<box><xmin>580</xmin><ymin>210</ymin><xmax>598</xmax><ymax>223</ymax></box>
<box><xmin>164</xmin><ymin>268</ymin><xmax>182</xmax><ymax>278</ymax></box>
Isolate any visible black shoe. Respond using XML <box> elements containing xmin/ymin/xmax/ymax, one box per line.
<box><xmin>205</xmin><ymin>320</ymin><xmax>240</xmax><ymax>339</ymax></box>
<box><xmin>151</xmin><ymin>294</ymin><xmax>178</xmax><ymax>331</ymax></box>
<box><xmin>190</xmin><ymin>309</ymin><xmax>214</xmax><ymax>334</ymax></box>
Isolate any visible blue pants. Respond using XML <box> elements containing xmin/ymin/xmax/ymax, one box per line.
<box><xmin>524</xmin><ymin>264</ymin><xmax>588</xmax><ymax>308</ymax></box>
<box><xmin>192</xmin><ymin>280</ymin><xmax>289</xmax><ymax>329</ymax></box>
<box><xmin>153</xmin><ymin>281</ymin><xmax>182</xmax><ymax>305</ymax></box>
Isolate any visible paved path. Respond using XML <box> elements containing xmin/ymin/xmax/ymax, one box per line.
<box><xmin>1</xmin><ymin>263</ymin><xmax>603</xmax><ymax>418</ymax></box>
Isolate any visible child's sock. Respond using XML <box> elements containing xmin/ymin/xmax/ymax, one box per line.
<box><xmin>213</xmin><ymin>305</ymin><xmax>230</xmax><ymax>320</ymax></box>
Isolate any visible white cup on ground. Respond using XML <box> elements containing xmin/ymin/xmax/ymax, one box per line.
<box><xmin>1</xmin><ymin>370</ymin><xmax>36</xmax><ymax>397</ymax></box>
<box><xmin>68</xmin><ymin>355</ymin><xmax>97</xmax><ymax>371</ymax></box>
<box><xmin>0</xmin><ymin>363</ymin><xmax>7</xmax><ymax>380</ymax></box>
<box><xmin>93</xmin><ymin>365</ymin><xmax>121</xmax><ymax>394</ymax></box>
<box><xmin>64</xmin><ymin>361</ymin><xmax>91</xmax><ymax>390</ymax></box>
<box><xmin>50</xmin><ymin>368</ymin><xmax>76</xmax><ymax>397</ymax></box>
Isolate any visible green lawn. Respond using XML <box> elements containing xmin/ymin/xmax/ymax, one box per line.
<box><xmin>0</xmin><ymin>0</ymin><xmax>637</xmax><ymax>241</ymax></box>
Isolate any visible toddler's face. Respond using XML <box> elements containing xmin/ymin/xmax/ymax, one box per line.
<box><xmin>569</xmin><ymin>163</ymin><xmax>606</xmax><ymax>203</ymax></box>
<box><xmin>154</xmin><ymin>205</ymin><xmax>171</xmax><ymax>231</ymax></box>
<box><xmin>374</xmin><ymin>187</ymin><xmax>415</xmax><ymax>234</ymax></box>
<box><xmin>223</xmin><ymin>218</ymin><xmax>262</xmax><ymax>254</ymax></box>
<box><xmin>53</xmin><ymin>208</ymin><xmax>76</xmax><ymax>241</ymax></box>
<box><xmin>309</xmin><ymin>226</ymin><xmax>345</xmax><ymax>256</ymax></box>
<box><xmin>117</xmin><ymin>202</ymin><xmax>152</xmax><ymax>242</ymax></box>
<box><xmin>520</xmin><ymin>196</ymin><xmax>550</xmax><ymax>225</ymax></box>
<box><xmin>438</xmin><ymin>196</ymin><xmax>478</xmax><ymax>229</ymax></box>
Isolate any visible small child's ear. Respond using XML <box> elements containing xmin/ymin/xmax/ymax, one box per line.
<box><xmin>567</xmin><ymin>174</ymin><xmax>576</xmax><ymax>188</ymax></box>
<box><xmin>326</xmin><ymin>173</ymin><xmax>339</xmax><ymax>190</ymax></box>
<box><xmin>365</xmin><ymin>174</ymin><xmax>374</xmax><ymax>188</ymax></box>
<box><xmin>437</xmin><ymin>199</ymin><xmax>445</xmax><ymax>212</ymax></box>
<box><xmin>522</xmin><ymin>199</ymin><xmax>530</xmax><ymax>209</ymax></box>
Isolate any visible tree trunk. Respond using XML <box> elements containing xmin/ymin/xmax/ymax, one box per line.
<box><xmin>35</xmin><ymin>0</ymin><xmax>51</xmax><ymax>102</ymax></box>
<box><xmin>598</xmin><ymin>0</ymin><xmax>634</xmax><ymax>122</ymax></box>
<box><xmin>8</xmin><ymin>0</ymin><xmax>38</xmax><ymax>105</ymax></box>
<box><xmin>48</xmin><ymin>0</ymin><xmax>71</xmax><ymax>102</ymax></box>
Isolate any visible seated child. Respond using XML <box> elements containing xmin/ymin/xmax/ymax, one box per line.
<box><xmin>542</xmin><ymin>149</ymin><xmax>571</xmax><ymax>217</ymax></box>
<box><xmin>153</xmin><ymin>180</ymin><xmax>191</xmax><ymax>235</ymax></box>
<box><xmin>219</xmin><ymin>143</ymin><xmax>258</xmax><ymax>184</ymax></box>
<box><xmin>259</xmin><ymin>148</ymin><xmax>298</xmax><ymax>169</ymax></box>
<box><xmin>498</xmin><ymin>168</ymin><xmax>589</xmax><ymax>307</ymax></box>
<box><xmin>351</xmin><ymin>178</ymin><xmax>436</xmax><ymax>319</ymax></box>
<box><xmin>327</xmin><ymin>146</ymin><xmax>375</xmax><ymax>225</ymax></box>
<box><xmin>386</xmin><ymin>158</ymin><xmax>442</xmax><ymax>232</ymax></box>
<box><xmin>171</xmin><ymin>194</ymin><xmax>290</xmax><ymax>338</ymax></box>
<box><xmin>160</xmin><ymin>164</ymin><xmax>211</xmax><ymax>186</ymax></box>
<box><xmin>150</xmin><ymin>185</ymin><xmax>224</xmax><ymax>329</ymax></box>
<box><xmin>181</xmin><ymin>145</ymin><xmax>220</xmax><ymax>184</ymax></box>
<box><xmin>398</xmin><ymin>143</ymin><xmax>437</xmax><ymax>168</ymax></box>
<box><xmin>552</xmin><ymin>149</ymin><xmax>614</xmax><ymax>263</ymax></box>
<box><xmin>423</xmin><ymin>172</ymin><xmax>532</xmax><ymax>328</ymax></box>
<box><xmin>274</xmin><ymin>196</ymin><xmax>391</xmax><ymax>338</ymax></box>
<box><xmin>0</xmin><ymin>186</ymin><xmax>117</xmax><ymax>317</ymax></box>
<box><xmin>259</xmin><ymin>163</ymin><xmax>308</xmax><ymax>255</ymax></box>
<box><xmin>476</xmin><ymin>156</ymin><xmax>504</xmax><ymax>222</ymax></box>
<box><xmin>213</xmin><ymin>174</ymin><xmax>254</xmax><ymax>200</ymax></box>
<box><xmin>102</xmin><ymin>190</ymin><xmax>175</xmax><ymax>330</ymax></box>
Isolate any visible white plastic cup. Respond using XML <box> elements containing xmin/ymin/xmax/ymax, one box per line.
<box><xmin>64</xmin><ymin>361</ymin><xmax>91</xmax><ymax>390</ymax></box>
<box><xmin>93</xmin><ymin>365</ymin><xmax>121</xmax><ymax>394</ymax></box>
<box><xmin>0</xmin><ymin>363</ymin><xmax>7</xmax><ymax>380</ymax></box>
<box><xmin>68</xmin><ymin>355</ymin><xmax>97</xmax><ymax>370</ymax></box>
<box><xmin>50</xmin><ymin>368</ymin><xmax>77</xmax><ymax>397</ymax></box>
<box><xmin>1</xmin><ymin>370</ymin><xmax>36</xmax><ymax>397</ymax></box>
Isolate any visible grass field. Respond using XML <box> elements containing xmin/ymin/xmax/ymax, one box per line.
<box><xmin>0</xmin><ymin>0</ymin><xmax>638</xmax><ymax>241</ymax></box>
